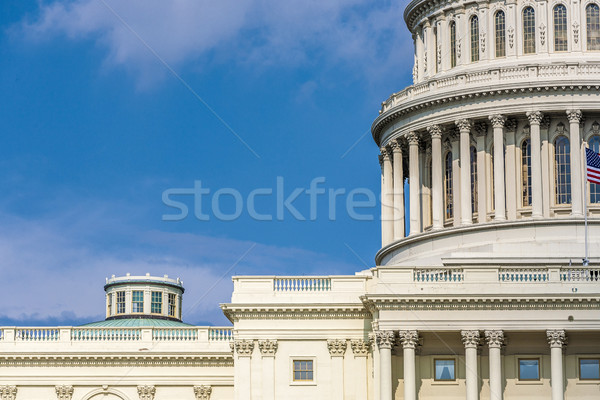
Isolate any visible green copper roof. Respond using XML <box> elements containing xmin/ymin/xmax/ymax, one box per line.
<box><xmin>80</xmin><ymin>318</ymin><xmax>195</xmax><ymax>328</ymax></box>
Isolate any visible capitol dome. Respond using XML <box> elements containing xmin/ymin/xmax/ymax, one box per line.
<box><xmin>374</xmin><ymin>0</ymin><xmax>600</xmax><ymax>268</ymax></box>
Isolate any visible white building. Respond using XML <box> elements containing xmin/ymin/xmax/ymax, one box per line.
<box><xmin>2</xmin><ymin>0</ymin><xmax>600</xmax><ymax>399</ymax></box>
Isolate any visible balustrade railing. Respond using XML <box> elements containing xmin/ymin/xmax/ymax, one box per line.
<box><xmin>71</xmin><ymin>328</ymin><xmax>141</xmax><ymax>341</ymax></box>
<box><xmin>16</xmin><ymin>328</ymin><xmax>60</xmax><ymax>341</ymax></box>
<box><xmin>499</xmin><ymin>268</ymin><xmax>549</xmax><ymax>282</ymax></box>
<box><xmin>414</xmin><ymin>268</ymin><xmax>464</xmax><ymax>282</ymax></box>
<box><xmin>274</xmin><ymin>277</ymin><xmax>331</xmax><ymax>291</ymax></box>
<box><xmin>560</xmin><ymin>268</ymin><xmax>600</xmax><ymax>282</ymax></box>
<box><xmin>153</xmin><ymin>328</ymin><xmax>198</xmax><ymax>341</ymax></box>
<box><xmin>209</xmin><ymin>327</ymin><xmax>234</xmax><ymax>341</ymax></box>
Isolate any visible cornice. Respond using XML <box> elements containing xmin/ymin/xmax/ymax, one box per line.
<box><xmin>0</xmin><ymin>353</ymin><xmax>233</xmax><ymax>367</ymax></box>
<box><xmin>221</xmin><ymin>304</ymin><xmax>371</xmax><ymax>323</ymax></box>
<box><xmin>362</xmin><ymin>295</ymin><xmax>600</xmax><ymax>312</ymax></box>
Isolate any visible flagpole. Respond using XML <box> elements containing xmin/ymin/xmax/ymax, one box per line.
<box><xmin>584</xmin><ymin>152</ymin><xmax>589</xmax><ymax>267</ymax></box>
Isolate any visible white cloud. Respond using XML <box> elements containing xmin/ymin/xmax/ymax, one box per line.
<box><xmin>18</xmin><ymin>0</ymin><xmax>412</xmax><ymax>84</ymax></box>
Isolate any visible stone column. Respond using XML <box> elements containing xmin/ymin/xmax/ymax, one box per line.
<box><xmin>428</xmin><ymin>125</ymin><xmax>444</xmax><ymax>229</ymax></box>
<box><xmin>456</xmin><ymin>119</ymin><xmax>474</xmax><ymax>225</ymax></box>
<box><xmin>233</xmin><ymin>340</ymin><xmax>254</xmax><ymax>400</ymax></box>
<box><xmin>399</xmin><ymin>330</ymin><xmax>419</xmax><ymax>400</ymax></box>
<box><xmin>408</xmin><ymin>132</ymin><xmax>421</xmax><ymax>235</ymax></box>
<box><xmin>351</xmin><ymin>340</ymin><xmax>370</xmax><ymax>400</ymax></box>
<box><xmin>381</xmin><ymin>146</ymin><xmax>394</xmax><ymax>245</ymax></box>
<box><xmin>567</xmin><ymin>109</ymin><xmax>584</xmax><ymax>216</ymax></box>
<box><xmin>527</xmin><ymin>111</ymin><xmax>544</xmax><ymax>218</ymax></box>
<box><xmin>194</xmin><ymin>386</ymin><xmax>213</xmax><ymax>400</ymax></box>
<box><xmin>451</xmin><ymin>132</ymin><xmax>462</xmax><ymax>226</ymax></box>
<box><xmin>258</xmin><ymin>340</ymin><xmax>278</xmax><ymax>400</ymax></box>
<box><xmin>504</xmin><ymin>121</ymin><xmax>517</xmax><ymax>220</ymax></box>
<box><xmin>485</xmin><ymin>330</ymin><xmax>505</xmax><ymax>400</ymax></box>
<box><xmin>475</xmin><ymin>123</ymin><xmax>488</xmax><ymax>222</ymax></box>
<box><xmin>547</xmin><ymin>330</ymin><xmax>567</xmax><ymax>400</ymax></box>
<box><xmin>376</xmin><ymin>331</ymin><xmax>396</xmax><ymax>400</ymax></box>
<box><xmin>462</xmin><ymin>330</ymin><xmax>481</xmax><ymax>400</ymax></box>
<box><xmin>392</xmin><ymin>139</ymin><xmax>405</xmax><ymax>239</ymax></box>
<box><xmin>327</xmin><ymin>339</ymin><xmax>347</xmax><ymax>400</ymax></box>
<box><xmin>489</xmin><ymin>115</ymin><xmax>507</xmax><ymax>221</ymax></box>
<box><xmin>541</xmin><ymin>116</ymin><xmax>551</xmax><ymax>217</ymax></box>
<box><xmin>56</xmin><ymin>386</ymin><xmax>74</xmax><ymax>400</ymax></box>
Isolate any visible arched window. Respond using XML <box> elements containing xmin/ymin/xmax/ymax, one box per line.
<box><xmin>523</xmin><ymin>7</ymin><xmax>536</xmax><ymax>54</ymax></box>
<box><xmin>554</xmin><ymin>4</ymin><xmax>568</xmax><ymax>51</ymax></box>
<box><xmin>555</xmin><ymin>136</ymin><xmax>571</xmax><ymax>205</ymax></box>
<box><xmin>587</xmin><ymin>3</ymin><xmax>600</xmax><ymax>50</ymax></box>
<box><xmin>470</xmin><ymin>146</ymin><xmax>478</xmax><ymax>213</ymax></box>
<box><xmin>495</xmin><ymin>10</ymin><xmax>506</xmax><ymax>57</ymax></box>
<box><xmin>450</xmin><ymin>21</ymin><xmax>457</xmax><ymax>67</ymax></box>
<box><xmin>445</xmin><ymin>152</ymin><xmax>453</xmax><ymax>219</ymax></box>
<box><xmin>521</xmin><ymin>139</ymin><xmax>532</xmax><ymax>206</ymax></box>
<box><xmin>589</xmin><ymin>136</ymin><xmax>600</xmax><ymax>203</ymax></box>
<box><xmin>471</xmin><ymin>16</ymin><xmax>480</xmax><ymax>62</ymax></box>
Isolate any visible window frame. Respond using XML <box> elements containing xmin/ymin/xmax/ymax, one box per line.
<box><xmin>587</xmin><ymin>3</ymin><xmax>600</xmax><ymax>51</ymax></box>
<box><xmin>132</xmin><ymin>290</ymin><xmax>144</xmax><ymax>314</ymax></box>
<box><xmin>521</xmin><ymin>138</ymin><xmax>532</xmax><ymax>207</ymax></box>
<box><xmin>470</xmin><ymin>146</ymin><xmax>478</xmax><ymax>214</ymax></box>
<box><xmin>553</xmin><ymin>4</ymin><xmax>568</xmax><ymax>52</ymax></box>
<box><xmin>579</xmin><ymin>357</ymin><xmax>600</xmax><ymax>381</ymax></box>
<box><xmin>168</xmin><ymin>293</ymin><xmax>177</xmax><ymax>317</ymax></box>
<box><xmin>554</xmin><ymin>135</ymin><xmax>571</xmax><ymax>206</ymax></box>
<box><xmin>290</xmin><ymin>356</ymin><xmax>317</xmax><ymax>386</ymax></box>
<box><xmin>523</xmin><ymin>6</ymin><xmax>536</xmax><ymax>54</ymax></box>
<box><xmin>444</xmin><ymin>151</ymin><xmax>454</xmax><ymax>220</ymax></box>
<box><xmin>151</xmin><ymin>291</ymin><xmax>163</xmax><ymax>314</ymax></box>
<box><xmin>495</xmin><ymin>10</ymin><xmax>506</xmax><ymax>57</ymax></box>
<box><xmin>587</xmin><ymin>135</ymin><xmax>600</xmax><ymax>204</ymax></box>
<box><xmin>434</xmin><ymin>358</ymin><xmax>457</xmax><ymax>382</ymax></box>
<box><xmin>470</xmin><ymin>15</ymin><xmax>480</xmax><ymax>62</ymax></box>
<box><xmin>116</xmin><ymin>291</ymin><xmax>126</xmax><ymax>315</ymax></box>
<box><xmin>518</xmin><ymin>357</ymin><xmax>541</xmax><ymax>381</ymax></box>
<box><xmin>450</xmin><ymin>21</ymin><xmax>457</xmax><ymax>67</ymax></box>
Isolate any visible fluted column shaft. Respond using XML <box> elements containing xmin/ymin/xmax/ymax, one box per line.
<box><xmin>475</xmin><ymin>124</ymin><xmax>488</xmax><ymax>222</ymax></box>
<box><xmin>451</xmin><ymin>138</ymin><xmax>462</xmax><ymax>226</ymax></box>
<box><xmin>547</xmin><ymin>330</ymin><xmax>566</xmax><ymax>400</ymax></box>
<box><xmin>527</xmin><ymin>112</ymin><xmax>544</xmax><ymax>218</ymax></box>
<box><xmin>399</xmin><ymin>330</ymin><xmax>419</xmax><ymax>400</ymax></box>
<box><xmin>376</xmin><ymin>331</ymin><xmax>395</xmax><ymax>400</ymax></box>
<box><xmin>457</xmin><ymin>119</ymin><xmax>473</xmax><ymax>225</ymax></box>
<box><xmin>408</xmin><ymin>133</ymin><xmax>421</xmax><ymax>235</ymax></box>
<box><xmin>429</xmin><ymin>126</ymin><xmax>444</xmax><ymax>229</ymax></box>
<box><xmin>567</xmin><ymin>110</ymin><xmax>583</xmax><ymax>216</ymax></box>
<box><xmin>485</xmin><ymin>330</ymin><xmax>504</xmax><ymax>400</ymax></box>
<box><xmin>381</xmin><ymin>147</ymin><xmax>394</xmax><ymax>245</ymax></box>
<box><xmin>392</xmin><ymin>141</ymin><xmax>405</xmax><ymax>239</ymax></box>
<box><xmin>504</xmin><ymin>127</ymin><xmax>517</xmax><ymax>220</ymax></box>
<box><xmin>462</xmin><ymin>330</ymin><xmax>481</xmax><ymax>400</ymax></box>
<box><xmin>489</xmin><ymin>115</ymin><xmax>506</xmax><ymax>221</ymax></box>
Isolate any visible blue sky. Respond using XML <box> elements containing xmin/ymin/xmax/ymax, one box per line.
<box><xmin>0</xmin><ymin>0</ymin><xmax>413</xmax><ymax>326</ymax></box>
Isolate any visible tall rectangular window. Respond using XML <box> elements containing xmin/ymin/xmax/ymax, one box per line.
<box><xmin>522</xmin><ymin>139</ymin><xmax>532</xmax><ymax>206</ymax></box>
<box><xmin>471</xmin><ymin>16</ymin><xmax>480</xmax><ymax>62</ymax></box>
<box><xmin>523</xmin><ymin>7</ymin><xmax>536</xmax><ymax>54</ymax></box>
<box><xmin>151</xmin><ymin>291</ymin><xmax>162</xmax><ymax>314</ymax></box>
<box><xmin>519</xmin><ymin>358</ymin><xmax>540</xmax><ymax>380</ymax></box>
<box><xmin>116</xmin><ymin>291</ymin><xmax>126</xmax><ymax>314</ymax></box>
<box><xmin>580</xmin><ymin>358</ymin><xmax>600</xmax><ymax>380</ymax></box>
<box><xmin>132</xmin><ymin>290</ymin><xmax>144</xmax><ymax>313</ymax></box>
<box><xmin>589</xmin><ymin>135</ymin><xmax>600</xmax><ymax>203</ymax></box>
<box><xmin>587</xmin><ymin>4</ymin><xmax>600</xmax><ymax>50</ymax></box>
<box><xmin>168</xmin><ymin>293</ymin><xmax>177</xmax><ymax>317</ymax></box>
<box><xmin>555</xmin><ymin>136</ymin><xmax>571</xmax><ymax>205</ymax></box>
<box><xmin>450</xmin><ymin>22</ymin><xmax>457</xmax><ymax>68</ymax></box>
<box><xmin>554</xmin><ymin>5</ymin><xmax>568</xmax><ymax>51</ymax></box>
<box><xmin>293</xmin><ymin>360</ymin><xmax>314</xmax><ymax>381</ymax></box>
<box><xmin>495</xmin><ymin>11</ymin><xmax>506</xmax><ymax>57</ymax></box>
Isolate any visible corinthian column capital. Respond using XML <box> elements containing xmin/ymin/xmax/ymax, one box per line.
<box><xmin>489</xmin><ymin>114</ymin><xmax>507</xmax><ymax>128</ymax></box>
<box><xmin>0</xmin><ymin>386</ymin><xmax>17</xmax><ymax>400</ymax></box>
<box><xmin>233</xmin><ymin>339</ymin><xmax>255</xmax><ymax>356</ymax></box>
<box><xmin>375</xmin><ymin>330</ymin><xmax>396</xmax><ymax>349</ymax></box>
<box><xmin>398</xmin><ymin>330</ymin><xmax>419</xmax><ymax>349</ymax></box>
<box><xmin>327</xmin><ymin>339</ymin><xmax>348</xmax><ymax>356</ymax></box>
<box><xmin>461</xmin><ymin>330</ymin><xmax>481</xmax><ymax>348</ymax></box>
<box><xmin>455</xmin><ymin>118</ymin><xmax>473</xmax><ymax>132</ymax></box>
<box><xmin>407</xmin><ymin>131</ymin><xmax>420</xmax><ymax>146</ymax></box>
<box><xmin>526</xmin><ymin>111</ymin><xmax>544</xmax><ymax>125</ymax></box>
<box><xmin>566</xmin><ymin>109</ymin><xmax>583</xmax><ymax>124</ymax></box>
<box><xmin>390</xmin><ymin>139</ymin><xmax>403</xmax><ymax>152</ymax></box>
<box><xmin>484</xmin><ymin>330</ymin><xmax>505</xmax><ymax>348</ymax></box>
<box><xmin>55</xmin><ymin>385</ymin><xmax>74</xmax><ymax>400</ymax></box>
<box><xmin>258</xmin><ymin>339</ymin><xmax>278</xmax><ymax>355</ymax></box>
<box><xmin>350</xmin><ymin>339</ymin><xmax>371</xmax><ymax>356</ymax></box>
<box><xmin>194</xmin><ymin>385</ymin><xmax>212</xmax><ymax>400</ymax></box>
<box><xmin>380</xmin><ymin>146</ymin><xmax>392</xmax><ymax>161</ymax></box>
<box><xmin>546</xmin><ymin>329</ymin><xmax>567</xmax><ymax>348</ymax></box>
<box><xmin>427</xmin><ymin>125</ymin><xmax>443</xmax><ymax>139</ymax></box>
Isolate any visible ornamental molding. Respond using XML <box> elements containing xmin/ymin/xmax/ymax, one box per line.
<box><xmin>221</xmin><ymin>304</ymin><xmax>372</xmax><ymax>322</ymax></box>
<box><xmin>56</xmin><ymin>385</ymin><xmax>74</xmax><ymax>400</ymax></box>
<box><xmin>0</xmin><ymin>354</ymin><xmax>233</xmax><ymax>368</ymax></box>
<box><xmin>540</xmin><ymin>23</ymin><xmax>546</xmax><ymax>46</ymax></box>
<box><xmin>137</xmin><ymin>385</ymin><xmax>156</xmax><ymax>400</ymax></box>
<box><xmin>526</xmin><ymin>111</ymin><xmax>544</xmax><ymax>125</ymax></box>
<box><xmin>484</xmin><ymin>330</ymin><xmax>505</xmax><ymax>348</ymax></box>
<box><xmin>258</xmin><ymin>339</ymin><xmax>278</xmax><ymax>356</ymax></box>
<box><xmin>508</xmin><ymin>26</ymin><xmax>515</xmax><ymax>48</ymax></box>
<box><xmin>480</xmin><ymin>32</ymin><xmax>486</xmax><ymax>53</ymax></box>
<box><xmin>461</xmin><ymin>330</ymin><xmax>481</xmax><ymax>348</ymax></box>
<box><xmin>194</xmin><ymin>385</ymin><xmax>212</xmax><ymax>400</ymax></box>
<box><xmin>541</xmin><ymin>115</ymin><xmax>551</xmax><ymax>130</ymax></box>
<box><xmin>327</xmin><ymin>339</ymin><xmax>348</xmax><ymax>356</ymax></box>
<box><xmin>573</xmin><ymin>21</ymin><xmax>580</xmax><ymax>44</ymax></box>
<box><xmin>455</xmin><ymin>118</ymin><xmax>473</xmax><ymax>132</ymax></box>
<box><xmin>375</xmin><ymin>330</ymin><xmax>396</xmax><ymax>349</ymax></box>
<box><xmin>0</xmin><ymin>386</ymin><xmax>17</xmax><ymax>400</ymax></box>
<box><xmin>361</xmin><ymin>295</ymin><xmax>600</xmax><ymax>312</ymax></box>
<box><xmin>566</xmin><ymin>109</ymin><xmax>583</xmax><ymax>124</ymax></box>
<box><xmin>427</xmin><ymin>124</ymin><xmax>443</xmax><ymax>139</ymax></box>
<box><xmin>590</xmin><ymin>121</ymin><xmax>600</xmax><ymax>136</ymax></box>
<box><xmin>233</xmin><ymin>339</ymin><xmax>255</xmax><ymax>356</ymax></box>
<box><xmin>398</xmin><ymin>330</ymin><xmax>419</xmax><ymax>349</ymax></box>
<box><xmin>350</xmin><ymin>339</ymin><xmax>370</xmax><ymax>356</ymax></box>
<box><xmin>489</xmin><ymin>114</ymin><xmax>506</xmax><ymax>128</ymax></box>
<box><xmin>555</xmin><ymin>122</ymin><xmax>566</xmax><ymax>135</ymax></box>
<box><xmin>546</xmin><ymin>329</ymin><xmax>567</xmax><ymax>347</ymax></box>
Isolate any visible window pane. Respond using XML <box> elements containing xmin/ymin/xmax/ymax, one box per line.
<box><xmin>471</xmin><ymin>146</ymin><xmax>478</xmax><ymax>213</ymax></box>
<box><xmin>555</xmin><ymin>136</ymin><xmax>571</xmax><ymax>204</ymax></box>
<box><xmin>450</xmin><ymin>22</ymin><xmax>457</xmax><ymax>67</ymax></box>
<box><xmin>580</xmin><ymin>359</ymin><xmax>600</xmax><ymax>379</ymax></box>
<box><xmin>471</xmin><ymin>16</ymin><xmax>480</xmax><ymax>62</ymax></box>
<box><xmin>554</xmin><ymin>5</ymin><xmax>568</xmax><ymax>51</ymax></box>
<box><xmin>435</xmin><ymin>360</ymin><xmax>456</xmax><ymax>380</ymax></box>
<box><xmin>519</xmin><ymin>359</ymin><xmax>540</xmax><ymax>380</ymax></box>
<box><xmin>496</xmin><ymin>11</ymin><xmax>506</xmax><ymax>57</ymax></box>
<box><xmin>522</xmin><ymin>139</ymin><xmax>532</xmax><ymax>206</ymax></box>
<box><xmin>523</xmin><ymin>7</ymin><xmax>536</xmax><ymax>54</ymax></box>
<box><xmin>445</xmin><ymin>152</ymin><xmax>453</xmax><ymax>219</ymax></box>
<box><xmin>293</xmin><ymin>360</ymin><xmax>314</xmax><ymax>381</ymax></box>
<box><xmin>587</xmin><ymin>4</ymin><xmax>600</xmax><ymax>50</ymax></box>
<box><xmin>132</xmin><ymin>290</ymin><xmax>144</xmax><ymax>313</ymax></box>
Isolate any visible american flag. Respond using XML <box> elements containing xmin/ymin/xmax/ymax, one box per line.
<box><xmin>586</xmin><ymin>147</ymin><xmax>600</xmax><ymax>184</ymax></box>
